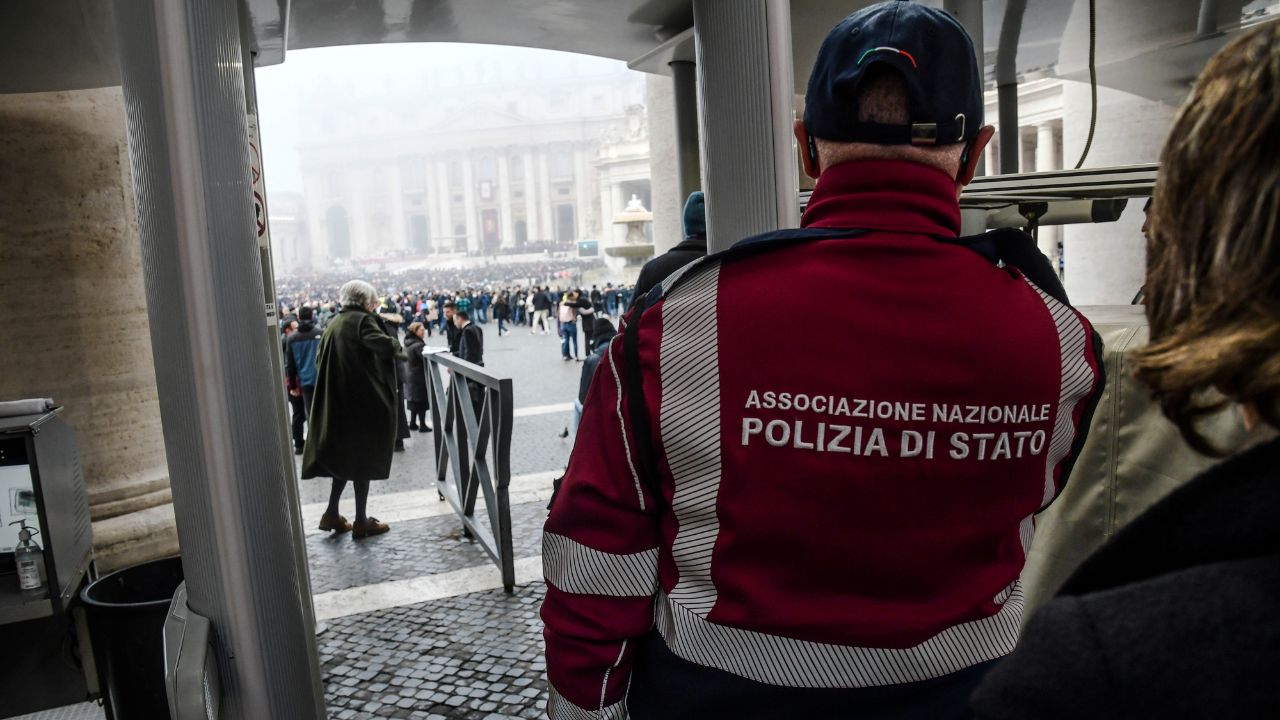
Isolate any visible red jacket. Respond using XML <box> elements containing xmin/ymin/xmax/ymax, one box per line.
<box><xmin>542</xmin><ymin>159</ymin><xmax>1104</xmax><ymax>718</ymax></box>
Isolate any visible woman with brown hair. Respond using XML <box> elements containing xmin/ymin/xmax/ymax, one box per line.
<box><xmin>973</xmin><ymin>21</ymin><xmax>1280</xmax><ymax>719</ymax></box>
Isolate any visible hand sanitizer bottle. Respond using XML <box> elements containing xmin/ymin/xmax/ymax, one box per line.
<box><xmin>10</xmin><ymin>520</ymin><xmax>46</xmax><ymax>597</ymax></box>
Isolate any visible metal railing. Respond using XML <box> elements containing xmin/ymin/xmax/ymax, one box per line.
<box><xmin>422</xmin><ymin>348</ymin><xmax>517</xmax><ymax>592</ymax></box>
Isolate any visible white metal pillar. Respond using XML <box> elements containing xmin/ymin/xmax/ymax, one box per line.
<box><xmin>693</xmin><ymin>0</ymin><xmax>798</xmax><ymax>253</ymax></box>
<box><xmin>111</xmin><ymin>0</ymin><xmax>327</xmax><ymax>717</ymax></box>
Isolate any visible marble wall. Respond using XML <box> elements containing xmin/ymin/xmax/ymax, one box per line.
<box><xmin>0</xmin><ymin>86</ymin><xmax>177</xmax><ymax>571</ymax></box>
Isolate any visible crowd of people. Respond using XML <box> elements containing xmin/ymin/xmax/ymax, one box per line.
<box><xmin>274</xmin><ymin>253</ymin><xmax>641</xmax><ymax>541</ymax></box>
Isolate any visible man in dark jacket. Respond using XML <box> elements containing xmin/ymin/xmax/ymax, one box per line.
<box><xmin>578</xmin><ymin>317</ymin><xmax>617</xmax><ymax>406</ymax></box>
<box><xmin>632</xmin><ymin>191</ymin><xmax>707</xmax><ymax>304</ymax></box>
<box><xmin>455</xmin><ymin>309</ymin><xmax>483</xmax><ymax>366</ymax></box>
<box><xmin>443</xmin><ymin>301</ymin><xmax>461</xmax><ymax>354</ymax></box>
<box><xmin>531</xmin><ymin>287</ymin><xmax>552</xmax><ymax>334</ymax></box>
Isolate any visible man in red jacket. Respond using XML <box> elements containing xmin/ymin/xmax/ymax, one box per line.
<box><xmin>541</xmin><ymin>2</ymin><xmax>1104</xmax><ymax>718</ymax></box>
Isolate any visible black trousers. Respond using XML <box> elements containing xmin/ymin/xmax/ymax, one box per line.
<box><xmin>627</xmin><ymin>631</ymin><xmax>993</xmax><ymax>720</ymax></box>
<box><xmin>288</xmin><ymin>392</ymin><xmax>306</xmax><ymax>450</ymax></box>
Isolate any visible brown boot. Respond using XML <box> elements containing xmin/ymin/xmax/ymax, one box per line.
<box><xmin>318</xmin><ymin>513</ymin><xmax>352</xmax><ymax>533</ymax></box>
<box><xmin>352</xmin><ymin>516</ymin><xmax>390</xmax><ymax>539</ymax></box>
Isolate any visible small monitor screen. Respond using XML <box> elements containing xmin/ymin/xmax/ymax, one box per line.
<box><xmin>0</xmin><ymin>439</ymin><xmax>39</xmax><ymax>555</ymax></box>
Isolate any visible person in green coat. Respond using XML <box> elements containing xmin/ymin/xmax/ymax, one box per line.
<box><xmin>302</xmin><ymin>279</ymin><xmax>406</xmax><ymax>538</ymax></box>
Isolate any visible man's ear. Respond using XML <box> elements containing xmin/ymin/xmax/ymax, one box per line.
<box><xmin>957</xmin><ymin>125</ymin><xmax>996</xmax><ymax>186</ymax></box>
<box><xmin>794</xmin><ymin>120</ymin><xmax>821</xmax><ymax>179</ymax></box>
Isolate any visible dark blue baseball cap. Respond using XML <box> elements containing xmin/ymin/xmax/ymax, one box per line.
<box><xmin>682</xmin><ymin>191</ymin><xmax>706</xmax><ymax>238</ymax></box>
<box><xmin>803</xmin><ymin>0</ymin><xmax>983</xmax><ymax>147</ymax></box>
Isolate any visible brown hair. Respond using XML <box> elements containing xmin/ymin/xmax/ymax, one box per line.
<box><xmin>1133</xmin><ymin>21</ymin><xmax>1280</xmax><ymax>455</ymax></box>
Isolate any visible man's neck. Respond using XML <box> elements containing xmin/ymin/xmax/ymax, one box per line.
<box><xmin>802</xmin><ymin>159</ymin><xmax>962</xmax><ymax>237</ymax></box>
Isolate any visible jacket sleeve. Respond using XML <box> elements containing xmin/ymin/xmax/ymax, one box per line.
<box><xmin>283</xmin><ymin>336</ymin><xmax>299</xmax><ymax>386</ymax></box>
<box><xmin>542</xmin><ymin>334</ymin><xmax>661</xmax><ymax>719</ymax></box>
<box><xmin>361</xmin><ymin>315</ymin><xmax>407</xmax><ymax>361</ymax></box>
<box><xmin>1028</xmin><ymin>283</ymin><xmax>1107</xmax><ymax>508</ymax></box>
<box><xmin>970</xmin><ymin>597</ymin><xmax>1116</xmax><ymax>720</ymax></box>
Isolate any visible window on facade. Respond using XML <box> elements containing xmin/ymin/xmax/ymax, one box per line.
<box><xmin>477</xmin><ymin>154</ymin><xmax>496</xmax><ymax>182</ymax></box>
<box><xmin>510</xmin><ymin>156</ymin><xmax>524</xmax><ymax>182</ymax></box>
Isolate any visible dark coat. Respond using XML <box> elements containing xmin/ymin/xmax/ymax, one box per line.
<box><xmin>403</xmin><ymin>333</ymin><xmax>430</xmax><ymax>405</ymax></box>
<box><xmin>458</xmin><ymin>322</ymin><xmax>484</xmax><ymax>366</ymax></box>
<box><xmin>971</xmin><ymin>435</ymin><xmax>1280</xmax><ymax>720</ymax></box>
<box><xmin>578</xmin><ymin>320</ymin><xmax>617</xmax><ymax>405</ymax></box>
<box><xmin>445</xmin><ymin>320</ymin><xmax>461</xmax><ymax>354</ymax></box>
<box><xmin>632</xmin><ymin>235</ymin><xmax>707</xmax><ymax>305</ymax></box>
<box><xmin>301</xmin><ymin>305</ymin><xmax>406</xmax><ymax>481</ymax></box>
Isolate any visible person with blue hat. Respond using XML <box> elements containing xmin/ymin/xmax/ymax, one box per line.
<box><xmin>631</xmin><ymin>190</ymin><xmax>707</xmax><ymax>302</ymax></box>
<box><xmin>542</xmin><ymin>3</ymin><xmax>1103</xmax><ymax>718</ymax></box>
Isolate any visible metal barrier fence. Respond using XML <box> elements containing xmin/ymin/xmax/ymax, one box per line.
<box><xmin>422</xmin><ymin>348</ymin><xmax>517</xmax><ymax>593</ymax></box>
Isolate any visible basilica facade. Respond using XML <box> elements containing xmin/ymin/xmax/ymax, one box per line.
<box><xmin>285</xmin><ymin>52</ymin><xmax>651</xmax><ymax>273</ymax></box>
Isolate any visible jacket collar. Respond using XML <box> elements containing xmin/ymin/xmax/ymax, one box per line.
<box><xmin>674</xmin><ymin>235</ymin><xmax>708</xmax><ymax>253</ymax></box>
<box><xmin>802</xmin><ymin>159</ymin><xmax>961</xmax><ymax>237</ymax></box>
<box><xmin>1061</xmin><ymin>435</ymin><xmax>1280</xmax><ymax>596</ymax></box>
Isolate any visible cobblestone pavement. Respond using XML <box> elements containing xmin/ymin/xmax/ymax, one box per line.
<box><xmin>295</xmin><ymin>413</ymin><xmax>571</xmax><ymax>506</ymax></box>
<box><xmin>308</xmin><ymin>501</ymin><xmax>548</xmax><ymax>594</ymax></box>
<box><xmin>301</xmin><ymin>321</ymin><xmax>582</xmax><ymax>718</ymax></box>
<box><xmin>319</xmin><ymin>583</ymin><xmax>548</xmax><ymax>720</ymax></box>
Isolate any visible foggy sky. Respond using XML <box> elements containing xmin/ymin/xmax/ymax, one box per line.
<box><xmin>255</xmin><ymin>43</ymin><xmax>635</xmax><ymax>194</ymax></box>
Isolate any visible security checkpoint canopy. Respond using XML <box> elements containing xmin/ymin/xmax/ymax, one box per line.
<box><xmin>3</xmin><ymin>0</ymin><xmax>1265</xmax><ymax>102</ymax></box>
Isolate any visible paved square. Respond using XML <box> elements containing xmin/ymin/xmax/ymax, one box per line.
<box><xmin>302</xmin><ymin>318</ymin><xmax>592</xmax><ymax>717</ymax></box>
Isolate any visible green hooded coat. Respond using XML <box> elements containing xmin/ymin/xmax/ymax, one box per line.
<box><xmin>301</xmin><ymin>305</ymin><xmax>406</xmax><ymax>480</ymax></box>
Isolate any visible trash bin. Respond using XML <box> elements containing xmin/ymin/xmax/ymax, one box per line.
<box><xmin>81</xmin><ymin>556</ymin><xmax>184</xmax><ymax>720</ymax></box>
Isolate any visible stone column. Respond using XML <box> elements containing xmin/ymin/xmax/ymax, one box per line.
<box><xmin>1056</xmin><ymin>0</ymin><xmax>1181</xmax><ymax>304</ymax></box>
<box><xmin>388</xmin><ymin>164</ymin><xmax>408</xmax><ymax>252</ymax></box>
<box><xmin>611</xmin><ymin>184</ymin><xmax>629</xmax><ymax>249</ymax></box>
<box><xmin>646</xmin><ymin>72</ymin><xmax>684</xmax><ymax>256</ymax></box>
<box><xmin>497</xmin><ymin>151</ymin><xmax>515</xmax><ymax>249</ymax></box>
<box><xmin>347</xmin><ymin>167</ymin><xmax>371</xmax><ymax>257</ymax></box>
<box><xmin>300</xmin><ymin>171</ymin><xmax>329</xmax><ymax>267</ymax></box>
<box><xmin>536</xmin><ymin>150</ymin><xmax>554</xmax><ymax>243</ymax></box>
<box><xmin>522</xmin><ymin>148</ymin><xmax>538</xmax><ymax>244</ymax></box>
<box><xmin>425</xmin><ymin>155</ymin><xmax>444</xmax><ymax>244</ymax></box>
<box><xmin>434</xmin><ymin>159</ymin><xmax>452</xmax><ymax>251</ymax></box>
<box><xmin>462</xmin><ymin>152</ymin><xmax>479</xmax><ymax>253</ymax></box>
<box><xmin>0</xmin><ymin>87</ymin><xmax>175</xmax><ymax>572</ymax></box>
<box><xmin>1061</xmin><ymin>82</ymin><xmax>1174</xmax><ymax>304</ymax></box>
<box><xmin>985</xmin><ymin>134</ymin><xmax>1001</xmax><ymax>176</ymax></box>
<box><xmin>573</xmin><ymin>145</ymin><xmax>591</xmax><ymax>241</ymax></box>
<box><xmin>1035</xmin><ymin>122</ymin><xmax>1061</xmax><ymax>274</ymax></box>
